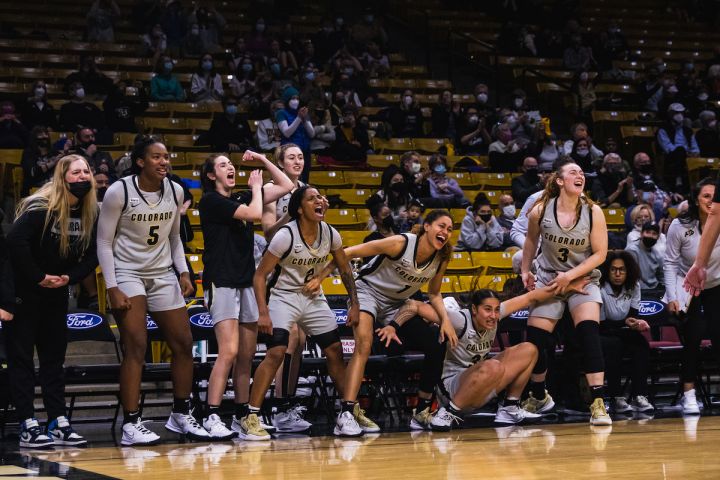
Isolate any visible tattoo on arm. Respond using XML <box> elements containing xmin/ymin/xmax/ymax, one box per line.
<box><xmin>340</xmin><ymin>269</ymin><xmax>358</xmax><ymax>308</ymax></box>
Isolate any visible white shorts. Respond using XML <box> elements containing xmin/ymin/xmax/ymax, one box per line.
<box><xmin>267</xmin><ymin>289</ymin><xmax>338</xmax><ymax>336</ymax></box>
<box><xmin>438</xmin><ymin>367</ymin><xmax>497</xmax><ymax>408</ymax></box>
<box><xmin>529</xmin><ymin>268</ymin><xmax>603</xmax><ymax>321</ymax></box>
<box><xmin>356</xmin><ymin>280</ymin><xmax>405</xmax><ymax>326</ymax></box>
<box><xmin>116</xmin><ymin>270</ymin><xmax>186</xmax><ymax>312</ymax></box>
<box><xmin>204</xmin><ymin>285</ymin><xmax>258</xmax><ymax>325</ymax></box>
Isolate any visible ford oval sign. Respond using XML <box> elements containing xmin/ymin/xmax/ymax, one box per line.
<box><xmin>509</xmin><ymin>308</ymin><xmax>529</xmax><ymax>320</ymax></box>
<box><xmin>146</xmin><ymin>315</ymin><xmax>158</xmax><ymax>330</ymax></box>
<box><xmin>638</xmin><ymin>301</ymin><xmax>664</xmax><ymax>316</ymax></box>
<box><xmin>333</xmin><ymin>309</ymin><xmax>348</xmax><ymax>325</ymax></box>
<box><xmin>66</xmin><ymin>313</ymin><xmax>103</xmax><ymax>329</ymax></box>
<box><xmin>189</xmin><ymin>312</ymin><xmax>214</xmax><ymax>328</ymax></box>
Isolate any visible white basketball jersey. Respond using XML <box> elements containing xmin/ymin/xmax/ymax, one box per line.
<box><xmin>113</xmin><ymin>175</ymin><xmax>181</xmax><ymax>278</ymax></box>
<box><xmin>357</xmin><ymin>233</ymin><xmax>443</xmax><ymax>300</ymax></box>
<box><xmin>536</xmin><ymin>197</ymin><xmax>593</xmax><ymax>273</ymax></box>
<box><xmin>442</xmin><ymin>308</ymin><xmax>497</xmax><ymax>380</ymax></box>
<box><xmin>275</xmin><ymin>181</ymin><xmax>306</xmax><ymax>218</ymax></box>
<box><xmin>269</xmin><ymin>220</ymin><xmax>339</xmax><ymax>293</ymax></box>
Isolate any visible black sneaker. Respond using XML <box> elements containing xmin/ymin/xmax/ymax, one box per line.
<box><xmin>19</xmin><ymin>418</ymin><xmax>54</xmax><ymax>449</ymax></box>
<box><xmin>47</xmin><ymin>416</ymin><xmax>87</xmax><ymax>447</ymax></box>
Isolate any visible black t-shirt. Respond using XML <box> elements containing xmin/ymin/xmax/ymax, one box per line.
<box><xmin>199</xmin><ymin>190</ymin><xmax>255</xmax><ymax>289</ymax></box>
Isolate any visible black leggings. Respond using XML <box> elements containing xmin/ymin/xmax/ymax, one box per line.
<box><xmin>680</xmin><ymin>283</ymin><xmax>720</xmax><ymax>383</ymax></box>
<box><xmin>600</xmin><ymin>321</ymin><xmax>650</xmax><ymax>397</ymax></box>
<box><xmin>386</xmin><ymin>317</ymin><xmax>446</xmax><ymax>394</ymax></box>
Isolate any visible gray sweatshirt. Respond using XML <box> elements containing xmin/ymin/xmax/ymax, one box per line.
<box><xmin>456</xmin><ymin>207</ymin><xmax>504</xmax><ymax>251</ymax></box>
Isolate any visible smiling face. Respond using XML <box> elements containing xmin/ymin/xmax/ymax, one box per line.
<box><xmin>137</xmin><ymin>142</ymin><xmax>170</xmax><ymax>183</ymax></box>
<box><xmin>280</xmin><ymin>146</ymin><xmax>304</xmax><ymax>181</ymax></box>
<box><xmin>298</xmin><ymin>187</ymin><xmax>326</xmax><ymax>222</ymax></box>
<box><xmin>65</xmin><ymin>158</ymin><xmax>92</xmax><ymax>184</ymax></box>
<box><xmin>556</xmin><ymin>163</ymin><xmax>585</xmax><ymax>196</ymax></box>
<box><xmin>698</xmin><ymin>184</ymin><xmax>715</xmax><ymax>217</ymax></box>
<box><xmin>209</xmin><ymin>155</ymin><xmax>236</xmax><ymax>192</ymax></box>
<box><xmin>423</xmin><ymin>214</ymin><xmax>453</xmax><ymax>251</ymax></box>
<box><xmin>471</xmin><ymin>297</ymin><xmax>501</xmax><ymax>331</ymax></box>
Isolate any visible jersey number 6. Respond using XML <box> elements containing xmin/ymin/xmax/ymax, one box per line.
<box><xmin>147</xmin><ymin>225</ymin><xmax>160</xmax><ymax>246</ymax></box>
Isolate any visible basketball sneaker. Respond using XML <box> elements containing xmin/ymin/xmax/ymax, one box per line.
<box><xmin>353</xmin><ymin>404</ymin><xmax>380</xmax><ymax>433</ymax></box>
<box><xmin>165</xmin><ymin>410</ymin><xmax>211</xmax><ymax>440</ymax></box>
<box><xmin>430</xmin><ymin>407</ymin><xmax>462</xmax><ymax>432</ymax></box>
<box><xmin>494</xmin><ymin>405</ymin><xmax>542</xmax><ymax>425</ymax></box>
<box><xmin>410</xmin><ymin>407</ymin><xmax>433</xmax><ymax>431</ymax></box>
<box><xmin>19</xmin><ymin>418</ymin><xmax>54</xmax><ymax>449</ymax></box>
<box><xmin>611</xmin><ymin>397</ymin><xmax>632</xmax><ymax>413</ymax></box>
<box><xmin>631</xmin><ymin>395</ymin><xmax>655</xmax><ymax>413</ymax></box>
<box><xmin>333</xmin><ymin>411</ymin><xmax>363</xmax><ymax>437</ymax></box>
<box><xmin>236</xmin><ymin>414</ymin><xmax>271</xmax><ymax>441</ymax></box>
<box><xmin>521</xmin><ymin>390</ymin><xmax>555</xmax><ymax>414</ymax></box>
<box><xmin>202</xmin><ymin>414</ymin><xmax>236</xmax><ymax>441</ymax></box>
<box><xmin>272</xmin><ymin>405</ymin><xmax>312</xmax><ymax>433</ymax></box>
<box><xmin>589</xmin><ymin>398</ymin><xmax>612</xmax><ymax>426</ymax></box>
<box><xmin>47</xmin><ymin>416</ymin><xmax>87</xmax><ymax>446</ymax></box>
<box><xmin>121</xmin><ymin>418</ymin><xmax>161</xmax><ymax>446</ymax></box>
<box><xmin>681</xmin><ymin>389</ymin><xmax>701</xmax><ymax>415</ymax></box>
<box><xmin>231</xmin><ymin>415</ymin><xmax>276</xmax><ymax>435</ymax></box>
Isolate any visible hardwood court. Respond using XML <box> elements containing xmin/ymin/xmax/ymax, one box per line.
<box><xmin>2</xmin><ymin>416</ymin><xmax>719</xmax><ymax>479</ymax></box>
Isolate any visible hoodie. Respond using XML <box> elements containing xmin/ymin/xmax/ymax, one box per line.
<box><xmin>456</xmin><ymin>207</ymin><xmax>503</xmax><ymax>251</ymax></box>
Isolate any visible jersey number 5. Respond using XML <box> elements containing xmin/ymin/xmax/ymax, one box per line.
<box><xmin>557</xmin><ymin>247</ymin><xmax>569</xmax><ymax>263</ymax></box>
<box><xmin>147</xmin><ymin>225</ymin><xmax>160</xmax><ymax>246</ymax></box>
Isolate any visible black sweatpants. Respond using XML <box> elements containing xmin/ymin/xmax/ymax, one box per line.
<box><xmin>3</xmin><ymin>292</ymin><xmax>68</xmax><ymax>421</ymax></box>
<box><xmin>600</xmin><ymin>321</ymin><xmax>650</xmax><ymax>397</ymax></box>
<box><xmin>386</xmin><ymin>317</ymin><xmax>446</xmax><ymax>394</ymax></box>
<box><xmin>680</xmin><ymin>283</ymin><xmax>720</xmax><ymax>383</ymax></box>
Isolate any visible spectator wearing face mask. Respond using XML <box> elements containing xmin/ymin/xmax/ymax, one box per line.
<box><xmin>207</xmin><ymin>95</ymin><xmax>253</xmax><ymax>153</ymax></box>
<box><xmin>368</xmin><ymin>165</ymin><xmax>413</xmax><ymax>220</ymax></box>
<box><xmin>140</xmin><ymin>23</ymin><xmax>167</xmax><ymax>59</ymax></box>
<box><xmin>150</xmin><ymin>56</ymin><xmax>186</xmax><ymax>102</ymax></box>
<box><xmin>387</xmin><ymin>89</ymin><xmax>423</xmax><ymax>138</ymax></box>
<box><xmin>246</xmin><ymin>17</ymin><xmax>270</xmax><ymax>56</ymax></box>
<box><xmin>71</xmin><ymin>127</ymin><xmax>116</xmax><ymax>180</ymax></box>
<box><xmin>277</xmin><ymin>86</ymin><xmax>315</xmax><ymax>182</ymax></box>
<box><xmin>488</xmin><ymin>123</ymin><xmax>525</xmax><ymax>173</ymax></box>
<box><xmin>94</xmin><ymin>171</ymin><xmax>110</xmax><ymax>205</ymax></box>
<box><xmin>511</xmin><ymin>156</ymin><xmax>543</xmax><ymax>206</ymax></box>
<box><xmin>592</xmin><ymin>153</ymin><xmax>635</xmax><ymax>208</ymax></box>
<box><xmin>695</xmin><ymin>110</ymin><xmax>720</xmax><ymax>157</ymax></box>
<box><xmin>472</xmin><ymin>83</ymin><xmax>495</xmax><ymax>123</ymax></box>
<box><xmin>103</xmin><ymin>81</ymin><xmax>148</xmax><ymax>134</ymax></box>
<box><xmin>159</xmin><ymin>0</ymin><xmax>186</xmax><ymax>56</ymax></box>
<box><xmin>64</xmin><ymin>55</ymin><xmax>113</xmax><ymax>98</ymax></box>
<box><xmin>657</xmin><ymin>81</ymin><xmax>682</xmax><ymax>120</ymax></box>
<box><xmin>625</xmin><ymin>222</ymin><xmax>664</xmax><ymax>291</ymax></box>
<box><xmin>309</xmin><ymin>103</ymin><xmax>336</xmax><ymax>156</ymax></box>
<box><xmin>427</xmin><ymin>154</ymin><xmax>468</xmax><ymax>208</ymax></box>
<box><xmin>188</xmin><ymin>5</ymin><xmax>226</xmax><ymax>53</ymax></box>
<box><xmin>456</xmin><ymin>196</ymin><xmax>503</xmax><ymax>252</ymax></box>
<box><xmin>22</xmin><ymin>81</ymin><xmax>58</xmax><ymax>131</ymax></box>
<box><xmin>190</xmin><ymin>53</ymin><xmax>224</xmax><ymax>103</ymax></box>
<box><xmin>21</xmin><ymin>126</ymin><xmax>61</xmax><ymax>195</ymax></box>
<box><xmin>360</xmin><ymin>41</ymin><xmax>390</xmax><ymax>78</ymax></box>
<box><xmin>362</xmin><ymin>201</ymin><xmax>398</xmax><ymax>262</ymax></box>
<box><xmin>0</xmin><ymin>101</ymin><xmax>29</xmax><ymax>149</ymax></box>
<box><xmin>569</xmin><ymin>137</ymin><xmax>598</xmax><ymax>177</ymax></box>
<box><xmin>226</xmin><ymin>36</ymin><xmax>248</xmax><ymax>72</ymax></box>
<box><xmin>350</xmin><ymin>9</ymin><xmax>388</xmax><ymax>49</ymax></box>
<box><xmin>432</xmin><ymin>90</ymin><xmax>461</xmax><ymax>140</ymax></box>
<box><xmin>299</xmin><ymin>65</ymin><xmax>325</xmax><ymax>107</ymax></box>
<box><xmin>181</xmin><ymin>22</ymin><xmax>204</xmax><ymax>59</ymax></box>
<box><xmin>86</xmin><ymin>0</ymin><xmax>120</xmax><ymax>43</ymax></box>
<box><xmin>269</xmin><ymin>38</ymin><xmax>299</xmax><ymax>72</ymax></box>
<box><xmin>399</xmin><ymin>150</ymin><xmax>434</xmax><ymax>204</ymax></box>
<box><xmin>497</xmin><ymin>194</ymin><xmax>516</xmax><ymax>248</ymax></box>
<box><xmin>456</xmin><ymin>106</ymin><xmax>491</xmax><ymax>155</ymax></box>
<box><xmin>533</xmin><ymin>130</ymin><xmax>560</xmax><ymax>171</ymax></box>
<box><xmin>657</xmin><ymin>103</ymin><xmax>698</xmax><ymax>193</ymax></box>
<box><xmin>229</xmin><ymin>57</ymin><xmax>257</xmax><ymax>103</ymax></box>
<box><xmin>59</xmin><ymin>82</ymin><xmax>105</xmax><ymax>133</ymax></box>
<box><xmin>256</xmin><ymin>100</ymin><xmax>283</xmax><ymax>152</ymax></box>
<box><xmin>331</xmin><ymin>107</ymin><xmax>369</xmax><ymax>164</ymax></box>
<box><xmin>562</xmin><ymin>122</ymin><xmax>604</xmax><ymax>161</ymax></box>
<box><xmin>573</xmin><ymin>69</ymin><xmax>597</xmax><ymax>116</ymax></box>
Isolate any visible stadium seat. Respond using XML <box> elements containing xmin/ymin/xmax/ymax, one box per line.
<box><xmin>340</xmin><ymin>231</ymin><xmax>371</xmax><ymax>247</ymax></box>
<box><xmin>445</xmin><ymin>251</ymin><xmax>475</xmax><ymax>274</ymax></box>
<box><xmin>420</xmin><ymin>275</ymin><xmax>459</xmax><ymax>294</ymax></box>
<box><xmin>324</xmin><ymin>209</ymin><xmax>363</xmax><ymax>229</ymax></box>
<box><xmin>326</xmin><ymin>188</ymin><xmax>374</xmax><ymax>206</ymax></box>
<box><xmin>413</xmin><ymin>138</ymin><xmax>448</xmax><ymax>154</ymax></box>
<box><xmin>351</xmin><ymin>171</ymin><xmax>383</xmax><ymax>187</ymax></box>
<box><xmin>309</xmin><ymin>170</ymin><xmax>349</xmax><ymax>187</ymax></box>
<box><xmin>187</xmin><ymin>208</ymin><xmax>201</xmax><ymax>227</ymax></box>
<box><xmin>366</xmin><ymin>154</ymin><xmax>399</xmax><ymax>169</ymax></box>
<box><xmin>185</xmin><ymin>254</ymin><xmax>203</xmax><ymax>274</ymax></box>
<box><xmin>603</xmin><ymin>208</ymin><xmax>626</xmax><ymax>231</ymax></box>
<box><xmin>373</xmin><ymin>137</ymin><xmax>413</xmax><ymax>154</ymax></box>
<box><xmin>471</xmin><ymin>251</ymin><xmax>514</xmax><ymax>275</ymax></box>
<box><xmin>322</xmin><ymin>276</ymin><xmax>348</xmax><ymax>296</ymax></box>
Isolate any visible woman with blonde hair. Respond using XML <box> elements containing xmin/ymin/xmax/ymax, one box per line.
<box><xmin>5</xmin><ymin>154</ymin><xmax>98</xmax><ymax>448</ymax></box>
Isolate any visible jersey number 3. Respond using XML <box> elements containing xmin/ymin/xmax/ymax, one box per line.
<box><xmin>557</xmin><ymin>247</ymin><xmax>569</xmax><ymax>263</ymax></box>
<box><xmin>147</xmin><ymin>225</ymin><xmax>160</xmax><ymax>246</ymax></box>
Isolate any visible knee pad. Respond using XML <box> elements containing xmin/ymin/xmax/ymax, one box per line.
<box><xmin>264</xmin><ymin>328</ymin><xmax>290</xmax><ymax>349</ymax></box>
<box><xmin>526</xmin><ymin>326</ymin><xmax>553</xmax><ymax>374</ymax></box>
<box><xmin>576</xmin><ymin>320</ymin><xmax>604</xmax><ymax>374</ymax></box>
<box><xmin>313</xmin><ymin>329</ymin><xmax>341</xmax><ymax>350</ymax></box>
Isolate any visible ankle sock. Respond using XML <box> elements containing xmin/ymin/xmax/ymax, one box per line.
<box><xmin>590</xmin><ymin>385</ymin><xmax>605</xmax><ymax>400</ymax></box>
<box><xmin>235</xmin><ymin>403</ymin><xmax>249</xmax><ymax>418</ymax></box>
<box><xmin>417</xmin><ymin>397</ymin><xmax>433</xmax><ymax>412</ymax></box>
<box><xmin>172</xmin><ymin>398</ymin><xmax>191</xmax><ymax>414</ymax></box>
<box><xmin>341</xmin><ymin>401</ymin><xmax>357</xmax><ymax>413</ymax></box>
<box><xmin>124</xmin><ymin>410</ymin><xmax>140</xmax><ymax>425</ymax></box>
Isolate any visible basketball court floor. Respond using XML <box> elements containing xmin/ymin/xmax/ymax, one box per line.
<box><xmin>0</xmin><ymin>414</ymin><xmax>718</xmax><ymax>479</ymax></box>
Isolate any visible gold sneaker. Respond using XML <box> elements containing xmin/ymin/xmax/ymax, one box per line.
<box><xmin>410</xmin><ymin>407</ymin><xmax>433</xmax><ymax>431</ymax></box>
<box><xmin>589</xmin><ymin>398</ymin><xmax>612</xmax><ymax>426</ymax></box>
<box><xmin>521</xmin><ymin>390</ymin><xmax>555</xmax><ymax>414</ymax></box>
<box><xmin>353</xmin><ymin>404</ymin><xmax>380</xmax><ymax>433</ymax></box>
<box><xmin>239</xmin><ymin>414</ymin><xmax>271</xmax><ymax>441</ymax></box>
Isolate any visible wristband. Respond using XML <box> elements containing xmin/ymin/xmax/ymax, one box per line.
<box><xmin>388</xmin><ymin>320</ymin><xmax>400</xmax><ymax>330</ymax></box>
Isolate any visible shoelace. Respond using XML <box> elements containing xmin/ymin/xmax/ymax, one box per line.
<box><xmin>289</xmin><ymin>406</ymin><xmax>308</xmax><ymax>420</ymax></box>
<box><xmin>437</xmin><ymin>409</ymin><xmax>462</xmax><ymax>425</ymax></box>
<box><xmin>134</xmin><ymin>420</ymin><xmax>155</xmax><ymax>435</ymax></box>
<box><xmin>181</xmin><ymin>414</ymin><xmax>203</xmax><ymax>430</ymax></box>
<box><xmin>635</xmin><ymin>396</ymin><xmax>649</xmax><ymax>405</ymax></box>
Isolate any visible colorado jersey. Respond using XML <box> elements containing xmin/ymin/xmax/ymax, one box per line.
<box><xmin>111</xmin><ymin>175</ymin><xmax>181</xmax><ymax>278</ymax></box>
<box><xmin>357</xmin><ymin>233</ymin><xmax>443</xmax><ymax>301</ymax></box>
<box><xmin>536</xmin><ymin>197</ymin><xmax>593</xmax><ymax>273</ymax></box>
<box><xmin>442</xmin><ymin>308</ymin><xmax>499</xmax><ymax>380</ymax></box>
<box><xmin>274</xmin><ymin>181</ymin><xmax>306</xmax><ymax>218</ymax></box>
<box><xmin>267</xmin><ymin>220</ymin><xmax>341</xmax><ymax>293</ymax></box>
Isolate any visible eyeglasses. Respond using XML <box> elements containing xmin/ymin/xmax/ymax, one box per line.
<box><xmin>610</xmin><ymin>267</ymin><xmax>626</xmax><ymax>273</ymax></box>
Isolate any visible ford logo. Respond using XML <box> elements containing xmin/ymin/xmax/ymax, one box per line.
<box><xmin>639</xmin><ymin>300</ymin><xmax>664</xmax><ymax>316</ymax></box>
<box><xmin>333</xmin><ymin>309</ymin><xmax>348</xmax><ymax>324</ymax></box>
<box><xmin>189</xmin><ymin>312</ymin><xmax>214</xmax><ymax>328</ymax></box>
<box><xmin>146</xmin><ymin>315</ymin><xmax>158</xmax><ymax>330</ymax></box>
<box><xmin>66</xmin><ymin>313</ymin><xmax>103</xmax><ymax>329</ymax></box>
<box><xmin>509</xmin><ymin>308</ymin><xmax>529</xmax><ymax>320</ymax></box>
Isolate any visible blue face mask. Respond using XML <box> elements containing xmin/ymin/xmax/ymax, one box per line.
<box><xmin>202</xmin><ymin>61</ymin><xmax>213</xmax><ymax>71</ymax></box>
<box><xmin>270</xmin><ymin>64</ymin><xmax>281</xmax><ymax>75</ymax></box>
<box><xmin>433</xmin><ymin>164</ymin><xmax>447</xmax><ymax>175</ymax></box>
<box><xmin>241</xmin><ymin>63</ymin><xmax>253</xmax><ymax>73</ymax></box>
<box><xmin>164</xmin><ymin>62</ymin><xmax>173</xmax><ymax>72</ymax></box>
<box><xmin>225</xmin><ymin>105</ymin><xmax>238</xmax><ymax>115</ymax></box>
<box><xmin>305</xmin><ymin>71</ymin><xmax>316</xmax><ymax>81</ymax></box>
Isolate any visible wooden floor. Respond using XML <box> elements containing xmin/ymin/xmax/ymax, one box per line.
<box><xmin>3</xmin><ymin>416</ymin><xmax>720</xmax><ymax>479</ymax></box>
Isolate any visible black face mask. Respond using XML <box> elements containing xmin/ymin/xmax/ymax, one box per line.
<box><xmin>97</xmin><ymin>186</ymin><xmax>107</xmax><ymax>201</ymax></box>
<box><xmin>639</xmin><ymin>164</ymin><xmax>653</xmax><ymax>174</ymax></box>
<box><xmin>524</xmin><ymin>168</ymin><xmax>538</xmax><ymax>178</ymax></box>
<box><xmin>381</xmin><ymin>215</ymin><xmax>395</xmax><ymax>230</ymax></box>
<box><xmin>68</xmin><ymin>180</ymin><xmax>92</xmax><ymax>200</ymax></box>
<box><xmin>479</xmin><ymin>213</ymin><xmax>493</xmax><ymax>223</ymax></box>
<box><xmin>390</xmin><ymin>182</ymin><xmax>407</xmax><ymax>194</ymax></box>
<box><xmin>642</xmin><ymin>236</ymin><xmax>658</xmax><ymax>249</ymax></box>
<box><xmin>78</xmin><ymin>142</ymin><xmax>93</xmax><ymax>150</ymax></box>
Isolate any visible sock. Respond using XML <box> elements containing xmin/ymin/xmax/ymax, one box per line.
<box><xmin>447</xmin><ymin>401</ymin><xmax>462</xmax><ymax>416</ymax></box>
<box><xmin>124</xmin><ymin>410</ymin><xmax>141</xmax><ymax>425</ymax></box>
<box><xmin>529</xmin><ymin>381</ymin><xmax>546</xmax><ymax>399</ymax></box>
<box><xmin>235</xmin><ymin>403</ymin><xmax>249</xmax><ymax>418</ymax></box>
<box><xmin>417</xmin><ymin>397</ymin><xmax>433</xmax><ymax>412</ymax></box>
<box><xmin>503</xmin><ymin>397</ymin><xmax>520</xmax><ymax>408</ymax></box>
<box><xmin>341</xmin><ymin>401</ymin><xmax>357</xmax><ymax>413</ymax></box>
<box><xmin>206</xmin><ymin>405</ymin><xmax>220</xmax><ymax>418</ymax></box>
<box><xmin>172</xmin><ymin>398</ymin><xmax>191</xmax><ymax>414</ymax></box>
<box><xmin>590</xmin><ymin>385</ymin><xmax>605</xmax><ymax>400</ymax></box>
<box><xmin>248</xmin><ymin>405</ymin><xmax>261</xmax><ymax>415</ymax></box>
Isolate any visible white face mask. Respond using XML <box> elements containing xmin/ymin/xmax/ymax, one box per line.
<box><xmin>403</xmin><ymin>95</ymin><xmax>413</xmax><ymax>106</ymax></box>
<box><xmin>698</xmin><ymin>93</ymin><xmax>709</xmax><ymax>101</ymax></box>
<box><xmin>410</xmin><ymin>162</ymin><xmax>421</xmax><ymax>173</ymax></box>
<box><xmin>514</xmin><ymin>98</ymin><xmax>524</xmax><ymax>108</ymax></box>
<box><xmin>506</xmin><ymin>115</ymin><xmax>517</xmax><ymax>126</ymax></box>
<box><xmin>502</xmin><ymin>205</ymin><xmax>516</xmax><ymax>218</ymax></box>
<box><xmin>289</xmin><ymin>99</ymin><xmax>300</xmax><ymax>110</ymax></box>
<box><xmin>576</xmin><ymin>148</ymin><xmax>589</xmax><ymax>157</ymax></box>
<box><xmin>34</xmin><ymin>88</ymin><xmax>45</xmax><ymax>98</ymax></box>
<box><xmin>476</xmin><ymin>93</ymin><xmax>488</xmax><ymax>104</ymax></box>
<box><xmin>672</xmin><ymin>113</ymin><xmax>684</xmax><ymax>123</ymax></box>
<box><xmin>75</xmin><ymin>88</ymin><xmax>85</xmax><ymax>99</ymax></box>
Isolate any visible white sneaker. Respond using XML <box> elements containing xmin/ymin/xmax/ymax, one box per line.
<box><xmin>231</xmin><ymin>415</ymin><xmax>276</xmax><ymax>435</ymax></box>
<box><xmin>273</xmin><ymin>406</ymin><xmax>312</xmax><ymax>433</ymax></box>
<box><xmin>121</xmin><ymin>418</ymin><xmax>161</xmax><ymax>446</ymax></box>
<box><xmin>202</xmin><ymin>414</ymin><xmax>236</xmax><ymax>441</ymax></box>
<box><xmin>495</xmin><ymin>405</ymin><xmax>542</xmax><ymax>425</ymax></box>
<box><xmin>333</xmin><ymin>411</ymin><xmax>363</xmax><ymax>437</ymax></box>
<box><xmin>47</xmin><ymin>416</ymin><xmax>87</xmax><ymax>447</ymax></box>
<box><xmin>681</xmin><ymin>389</ymin><xmax>701</xmax><ymax>415</ymax></box>
<box><xmin>430</xmin><ymin>407</ymin><xmax>463</xmax><ymax>432</ymax></box>
<box><xmin>631</xmin><ymin>395</ymin><xmax>655</xmax><ymax>413</ymax></box>
<box><xmin>19</xmin><ymin>418</ymin><xmax>54</xmax><ymax>449</ymax></box>
<box><xmin>165</xmin><ymin>411</ymin><xmax>211</xmax><ymax>440</ymax></box>
<box><xmin>612</xmin><ymin>396</ymin><xmax>633</xmax><ymax>413</ymax></box>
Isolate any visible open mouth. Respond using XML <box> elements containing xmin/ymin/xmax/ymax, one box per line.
<box><xmin>436</xmin><ymin>233</ymin><xmax>447</xmax><ymax>244</ymax></box>
<box><xmin>314</xmin><ymin>206</ymin><xmax>324</xmax><ymax>216</ymax></box>
<box><xmin>573</xmin><ymin>179</ymin><xmax>584</xmax><ymax>187</ymax></box>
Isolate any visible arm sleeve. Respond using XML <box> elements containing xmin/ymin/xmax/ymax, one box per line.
<box><xmin>662</xmin><ymin>220</ymin><xmax>683</xmax><ymax>302</ymax></box>
<box><xmin>96</xmin><ymin>182</ymin><xmax>125</xmax><ymax>288</ymax></box>
<box><xmin>657</xmin><ymin>128</ymin><xmax>673</xmax><ymax>154</ymax></box>
<box><xmin>170</xmin><ymin>182</ymin><xmax>188</xmax><ymax>274</ymax></box>
<box><xmin>190</xmin><ymin>74</ymin><xmax>204</xmax><ymax>95</ymax></box>
<box><xmin>267</xmin><ymin>226</ymin><xmax>292</xmax><ymax>257</ymax></box>
<box><xmin>485</xmin><ymin>219</ymin><xmax>504</xmax><ymax>249</ymax></box>
<box><xmin>66</xmin><ymin>217</ymin><xmax>99</xmax><ymax>284</ymax></box>
<box><xmin>689</xmin><ymin>133</ymin><xmax>700</xmax><ymax>155</ymax></box>
<box><xmin>6</xmin><ymin>210</ymin><xmax>47</xmax><ymax>285</ymax></box>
